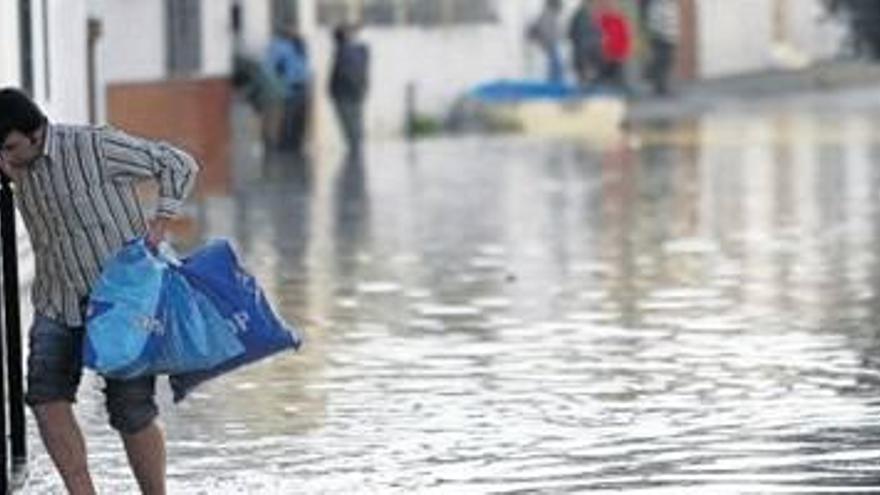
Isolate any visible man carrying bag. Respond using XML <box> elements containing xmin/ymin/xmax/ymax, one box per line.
<box><xmin>0</xmin><ymin>87</ymin><xmax>198</xmax><ymax>494</ymax></box>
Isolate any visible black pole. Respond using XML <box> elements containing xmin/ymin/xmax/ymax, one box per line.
<box><xmin>1</xmin><ymin>174</ymin><xmax>26</xmax><ymax>480</ymax></box>
<box><xmin>1</xmin><ymin>252</ymin><xmax>7</xmax><ymax>495</ymax></box>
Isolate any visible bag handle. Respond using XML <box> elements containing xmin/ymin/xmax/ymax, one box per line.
<box><xmin>137</xmin><ymin>236</ymin><xmax>181</xmax><ymax>267</ymax></box>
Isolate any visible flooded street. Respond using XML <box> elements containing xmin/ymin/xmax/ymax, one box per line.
<box><xmin>21</xmin><ymin>99</ymin><xmax>880</xmax><ymax>493</ymax></box>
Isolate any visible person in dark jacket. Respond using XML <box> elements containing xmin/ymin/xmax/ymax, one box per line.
<box><xmin>330</xmin><ymin>24</ymin><xmax>370</xmax><ymax>153</ymax></box>
<box><xmin>568</xmin><ymin>0</ymin><xmax>602</xmax><ymax>87</ymax></box>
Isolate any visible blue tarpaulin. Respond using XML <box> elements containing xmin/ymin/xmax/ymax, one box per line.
<box><xmin>467</xmin><ymin>80</ymin><xmax>586</xmax><ymax>103</ymax></box>
<box><xmin>465</xmin><ymin>78</ymin><xmax>629</xmax><ymax>104</ymax></box>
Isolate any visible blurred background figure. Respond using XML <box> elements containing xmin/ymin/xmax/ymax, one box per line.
<box><xmin>642</xmin><ymin>0</ymin><xmax>681</xmax><ymax>96</ymax></box>
<box><xmin>232</xmin><ymin>53</ymin><xmax>286</xmax><ymax>151</ymax></box>
<box><xmin>568</xmin><ymin>0</ymin><xmax>602</xmax><ymax>88</ymax></box>
<box><xmin>266</xmin><ymin>23</ymin><xmax>312</xmax><ymax>155</ymax></box>
<box><xmin>527</xmin><ymin>0</ymin><xmax>565</xmax><ymax>84</ymax></box>
<box><xmin>330</xmin><ymin>24</ymin><xmax>370</xmax><ymax>155</ymax></box>
<box><xmin>594</xmin><ymin>0</ymin><xmax>633</xmax><ymax>90</ymax></box>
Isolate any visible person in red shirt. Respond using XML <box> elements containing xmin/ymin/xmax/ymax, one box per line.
<box><xmin>594</xmin><ymin>0</ymin><xmax>632</xmax><ymax>89</ymax></box>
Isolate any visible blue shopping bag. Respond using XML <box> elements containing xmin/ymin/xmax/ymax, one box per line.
<box><xmin>169</xmin><ymin>239</ymin><xmax>302</xmax><ymax>402</ymax></box>
<box><xmin>84</xmin><ymin>239</ymin><xmax>246</xmax><ymax>379</ymax></box>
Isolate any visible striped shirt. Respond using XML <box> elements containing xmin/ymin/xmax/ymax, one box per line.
<box><xmin>647</xmin><ymin>0</ymin><xmax>681</xmax><ymax>43</ymax></box>
<box><xmin>15</xmin><ymin>124</ymin><xmax>199</xmax><ymax>326</ymax></box>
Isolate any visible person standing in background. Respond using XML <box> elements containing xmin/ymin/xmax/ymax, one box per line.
<box><xmin>330</xmin><ymin>24</ymin><xmax>370</xmax><ymax>154</ymax></box>
<box><xmin>266</xmin><ymin>24</ymin><xmax>312</xmax><ymax>155</ymax></box>
<box><xmin>642</xmin><ymin>0</ymin><xmax>681</xmax><ymax>95</ymax></box>
<box><xmin>568</xmin><ymin>0</ymin><xmax>602</xmax><ymax>88</ymax></box>
<box><xmin>528</xmin><ymin>0</ymin><xmax>565</xmax><ymax>84</ymax></box>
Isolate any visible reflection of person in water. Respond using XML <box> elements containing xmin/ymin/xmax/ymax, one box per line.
<box><xmin>261</xmin><ymin>144</ymin><xmax>312</xmax><ymax>187</ymax></box>
<box><xmin>333</xmin><ymin>152</ymin><xmax>370</xmax><ymax>279</ymax></box>
<box><xmin>330</xmin><ymin>24</ymin><xmax>370</xmax><ymax>154</ymax></box>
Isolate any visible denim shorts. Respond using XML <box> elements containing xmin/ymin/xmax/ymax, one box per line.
<box><xmin>25</xmin><ymin>313</ymin><xmax>158</xmax><ymax>434</ymax></box>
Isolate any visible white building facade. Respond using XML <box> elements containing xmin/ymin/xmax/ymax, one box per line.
<box><xmin>695</xmin><ymin>0</ymin><xmax>845</xmax><ymax>78</ymax></box>
<box><xmin>0</xmin><ymin>0</ymin><xmax>92</xmax><ymax>123</ymax></box>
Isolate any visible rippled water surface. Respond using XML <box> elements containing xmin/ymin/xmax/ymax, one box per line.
<box><xmin>20</xmin><ymin>104</ymin><xmax>880</xmax><ymax>493</ymax></box>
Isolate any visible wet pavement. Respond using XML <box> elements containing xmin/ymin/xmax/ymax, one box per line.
<box><xmin>20</xmin><ymin>94</ymin><xmax>880</xmax><ymax>493</ymax></box>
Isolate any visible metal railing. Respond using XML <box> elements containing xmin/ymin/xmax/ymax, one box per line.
<box><xmin>1</xmin><ymin>174</ymin><xmax>26</xmax><ymax>494</ymax></box>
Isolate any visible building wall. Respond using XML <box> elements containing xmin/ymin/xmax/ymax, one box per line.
<box><xmin>237</xmin><ymin>0</ymin><xmax>273</xmax><ymax>59</ymax></box>
<box><xmin>101</xmin><ymin>0</ymin><xmax>233</xmax><ymax>83</ymax></box>
<box><xmin>202</xmin><ymin>0</ymin><xmax>235</xmax><ymax>77</ymax></box>
<box><xmin>0</xmin><ymin>0</ymin><xmax>90</xmax><ymax>120</ymax></box>
<box><xmin>304</xmin><ymin>0</ymin><xmax>542</xmax><ymax>143</ymax></box>
<box><xmin>100</xmin><ymin>0</ymin><xmax>165</xmax><ymax>82</ymax></box>
<box><xmin>106</xmin><ymin>78</ymin><xmax>233</xmax><ymax>196</ymax></box>
<box><xmin>0</xmin><ymin>0</ymin><xmax>92</xmax><ymax>123</ymax></box>
<box><xmin>0</xmin><ymin>0</ymin><xmax>21</xmax><ymax>86</ymax></box>
<box><xmin>361</xmin><ymin>20</ymin><xmax>533</xmax><ymax>137</ymax></box>
<box><xmin>784</xmin><ymin>0</ymin><xmax>846</xmax><ymax>61</ymax></box>
<box><xmin>44</xmin><ymin>0</ymin><xmax>90</xmax><ymax>122</ymax></box>
<box><xmin>696</xmin><ymin>0</ymin><xmax>844</xmax><ymax>78</ymax></box>
<box><xmin>100</xmin><ymin>0</ymin><xmax>236</xmax><ymax>194</ymax></box>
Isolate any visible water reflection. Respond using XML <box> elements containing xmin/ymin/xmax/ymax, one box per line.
<box><xmin>333</xmin><ymin>150</ymin><xmax>370</xmax><ymax>291</ymax></box>
<box><xmin>21</xmin><ymin>104</ymin><xmax>880</xmax><ymax>493</ymax></box>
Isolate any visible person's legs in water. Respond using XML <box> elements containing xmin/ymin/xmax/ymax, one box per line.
<box><xmin>105</xmin><ymin>376</ymin><xmax>164</xmax><ymax>495</ymax></box>
<box><xmin>279</xmin><ymin>94</ymin><xmax>297</xmax><ymax>151</ymax></box>
<box><xmin>27</xmin><ymin>314</ymin><xmax>166</xmax><ymax>494</ymax></box>
<box><xmin>573</xmin><ymin>50</ymin><xmax>595</xmax><ymax>88</ymax></box>
<box><xmin>288</xmin><ymin>84</ymin><xmax>309</xmax><ymax>156</ymax></box>
<box><xmin>26</xmin><ymin>315</ymin><xmax>95</xmax><ymax>494</ymax></box>
<box><xmin>334</xmin><ymin>98</ymin><xmax>364</xmax><ymax>153</ymax></box>
<box><xmin>649</xmin><ymin>37</ymin><xmax>674</xmax><ymax>95</ymax></box>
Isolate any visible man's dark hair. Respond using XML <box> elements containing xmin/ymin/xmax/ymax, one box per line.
<box><xmin>0</xmin><ymin>88</ymin><xmax>47</xmax><ymax>143</ymax></box>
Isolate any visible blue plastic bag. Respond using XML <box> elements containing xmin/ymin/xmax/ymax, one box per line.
<box><xmin>169</xmin><ymin>239</ymin><xmax>302</xmax><ymax>402</ymax></box>
<box><xmin>84</xmin><ymin>239</ymin><xmax>246</xmax><ymax>379</ymax></box>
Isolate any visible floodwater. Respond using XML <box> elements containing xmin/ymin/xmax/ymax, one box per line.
<box><xmin>20</xmin><ymin>99</ymin><xmax>880</xmax><ymax>493</ymax></box>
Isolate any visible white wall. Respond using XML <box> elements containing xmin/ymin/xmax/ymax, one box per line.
<box><xmin>362</xmin><ymin>25</ymin><xmax>529</xmax><ymax>136</ymax></box>
<box><xmin>101</xmin><ymin>0</ymin><xmax>234</xmax><ymax>83</ymax></box>
<box><xmin>310</xmin><ymin>0</ymin><xmax>546</xmax><ymax>142</ymax></box>
<box><xmin>0</xmin><ymin>0</ymin><xmax>90</xmax><ymax>122</ymax></box>
<box><xmin>697</xmin><ymin>0</ymin><xmax>773</xmax><ymax>78</ymax></box>
<box><xmin>697</xmin><ymin>0</ymin><xmax>845</xmax><ymax>78</ymax></box>
<box><xmin>101</xmin><ymin>0</ymin><xmax>165</xmax><ymax>82</ymax></box>
<box><xmin>0</xmin><ymin>0</ymin><xmax>21</xmax><ymax>86</ymax></box>
<box><xmin>785</xmin><ymin>0</ymin><xmax>847</xmax><ymax>62</ymax></box>
<box><xmin>202</xmin><ymin>0</ymin><xmax>234</xmax><ymax>76</ymax></box>
<box><xmin>43</xmin><ymin>0</ymin><xmax>89</xmax><ymax>122</ymax></box>
<box><xmin>238</xmin><ymin>0</ymin><xmax>273</xmax><ymax>58</ymax></box>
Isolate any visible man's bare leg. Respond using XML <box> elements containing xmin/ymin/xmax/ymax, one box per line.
<box><xmin>121</xmin><ymin>421</ymin><xmax>166</xmax><ymax>495</ymax></box>
<box><xmin>32</xmin><ymin>401</ymin><xmax>96</xmax><ymax>495</ymax></box>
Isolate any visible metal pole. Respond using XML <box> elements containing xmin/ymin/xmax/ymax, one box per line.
<box><xmin>1</xmin><ymin>174</ymin><xmax>26</xmax><ymax>479</ymax></box>
<box><xmin>1</xmin><ymin>260</ymin><xmax>7</xmax><ymax>495</ymax></box>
